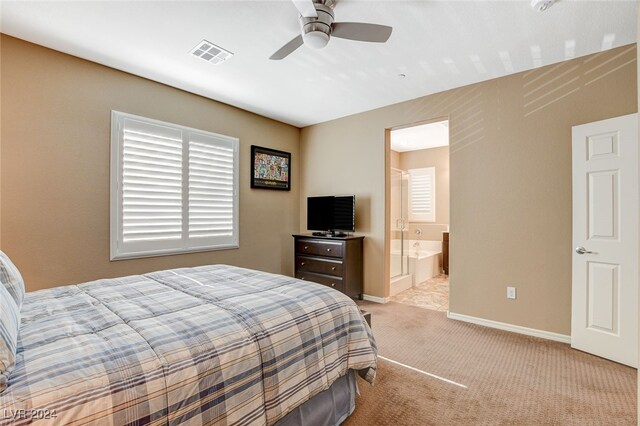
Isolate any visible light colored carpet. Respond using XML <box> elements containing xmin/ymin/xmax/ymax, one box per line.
<box><xmin>346</xmin><ymin>301</ymin><xmax>636</xmax><ymax>425</ymax></box>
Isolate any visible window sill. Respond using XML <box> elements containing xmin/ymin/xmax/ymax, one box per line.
<box><xmin>110</xmin><ymin>244</ymin><xmax>240</xmax><ymax>261</ymax></box>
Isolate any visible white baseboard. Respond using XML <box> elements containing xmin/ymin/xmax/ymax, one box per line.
<box><xmin>362</xmin><ymin>294</ymin><xmax>390</xmax><ymax>304</ymax></box>
<box><xmin>447</xmin><ymin>311</ymin><xmax>571</xmax><ymax>344</ymax></box>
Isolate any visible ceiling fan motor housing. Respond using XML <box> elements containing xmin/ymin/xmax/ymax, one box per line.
<box><xmin>299</xmin><ymin>3</ymin><xmax>334</xmax><ymax>49</ymax></box>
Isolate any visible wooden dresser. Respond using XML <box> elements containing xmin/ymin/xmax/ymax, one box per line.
<box><xmin>293</xmin><ymin>234</ymin><xmax>364</xmax><ymax>300</ymax></box>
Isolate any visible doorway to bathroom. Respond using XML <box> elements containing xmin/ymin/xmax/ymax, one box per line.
<box><xmin>388</xmin><ymin>119</ymin><xmax>449</xmax><ymax>311</ymax></box>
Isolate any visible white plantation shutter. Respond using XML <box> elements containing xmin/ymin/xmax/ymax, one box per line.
<box><xmin>408</xmin><ymin>167</ymin><xmax>436</xmax><ymax>223</ymax></box>
<box><xmin>121</xmin><ymin>119</ymin><xmax>183</xmax><ymax>248</ymax></box>
<box><xmin>111</xmin><ymin>111</ymin><xmax>238</xmax><ymax>260</ymax></box>
<box><xmin>188</xmin><ymin>133</ymin><xmax>236</xmax><ymax>244</ymax></box>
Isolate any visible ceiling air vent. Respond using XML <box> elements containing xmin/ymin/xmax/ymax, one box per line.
<box><xmin>190</xmin><ymin>40</ymin><xmax>233</xmax><ymax>65</ymax></box>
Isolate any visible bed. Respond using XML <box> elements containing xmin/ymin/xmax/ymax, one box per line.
<box><xmin>0</xmin><ymin>263</ymin><xmax>377</xmax><ymax>425</ymax></box>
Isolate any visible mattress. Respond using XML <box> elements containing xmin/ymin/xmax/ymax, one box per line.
<box><xmin>0</xmin><ymin>264</ymin><xmax>376</xmax><ymax>425</ymax></box>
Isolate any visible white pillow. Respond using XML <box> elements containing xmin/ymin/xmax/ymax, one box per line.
<box><xmin>0</xmin><ymin>251</ymin><xmax>25</xmax><ymax>309</ymax></box>
<box><xmin>0</xmin><ymin>284</ymin><xmax>20</xmax><ymax>393</ymax></box>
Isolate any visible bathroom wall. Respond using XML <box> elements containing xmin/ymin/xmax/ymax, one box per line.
<box><xmin>400</xmin><ymin>146</ymin><xmax>449</xmax><ymax>241</ymax></box>
<box><xmin>390</xmin><ymin>150</ymin><xmax>401</xmax><ymax>169</ymax></box>
<box><xmin>389</xmin><ymin>150</ymin><xmax>404</xmax><ymax>241</ymax></box>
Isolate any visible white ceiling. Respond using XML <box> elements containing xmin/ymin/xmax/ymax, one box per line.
<box><xmin>391</xmin><ymin>120</ymin><xmax>449</xmax><ymax>152</ymax></box>
<box><xmin>1</xmin><ymin>1</ymin><xmax>636</xmax><ymax>128</ymax></box>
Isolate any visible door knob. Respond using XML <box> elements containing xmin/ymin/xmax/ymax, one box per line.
<box><xmin>575</xmin><ymin>246</ymin><xmax>595</xmax><ymax>255</ymax></box>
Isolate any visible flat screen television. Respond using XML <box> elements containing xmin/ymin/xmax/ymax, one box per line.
<box><xmin>307</xmin><ymin>195</ymin><xmax>355</xmax><ymax>235</ymax></box>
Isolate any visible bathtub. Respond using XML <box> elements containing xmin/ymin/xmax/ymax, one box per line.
<box><xmin>391</xmin><ymin>239</ymin><xmax>442</xmax><ymax>287</ymax></box>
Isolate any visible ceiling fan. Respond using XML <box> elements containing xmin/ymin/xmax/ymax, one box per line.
<box><xmin>270</xmin><ymin>0</ymin><xmax>393</xmax><ymax>60</ymax></box>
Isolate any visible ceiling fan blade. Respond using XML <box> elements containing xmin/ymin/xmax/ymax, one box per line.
<box><xmin>331</xmin><ymin>22</ymin><xmax>393</xmax><ymax>43</ymax></box>
<box><xmin>269</xmin><ymin>35</ymin><xmax>304</xmax><ymax>60</ymax></box>
<box><xmin>292</xmin><ymin>0</ymin><xmax>318</xmax><ymax>18</ymax></box>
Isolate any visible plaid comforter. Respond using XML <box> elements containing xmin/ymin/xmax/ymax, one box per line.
<box><xmin>0</xmin><ymin>265</ymin><xmax>376</xmax><ymax>425</ymax></box>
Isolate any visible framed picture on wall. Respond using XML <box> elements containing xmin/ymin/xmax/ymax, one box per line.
<box><xmin>250</xmin><ymin>145</ymin><xmax>291</xmax><ymax>191</ymax></box>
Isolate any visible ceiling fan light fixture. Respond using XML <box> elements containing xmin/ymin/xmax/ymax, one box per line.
<box><xmin>303</xmin><ymin>31</ymin><xmax>330</xmax><ymax>49</ymax></box>
<box><xmin>531</xmin><ymin>0</ymin><xmax>555</xmax><ymax>12</ymax></box>
<box><xmin>269</xmin><ymin>0</ymin><xmax>393</xmax><ymax>60</ymax></box>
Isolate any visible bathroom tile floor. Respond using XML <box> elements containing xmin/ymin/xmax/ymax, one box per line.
<box><xmin>390</xmin><ymin>274</ymin><xmax>449</xmax><ymax>311</ymax></box>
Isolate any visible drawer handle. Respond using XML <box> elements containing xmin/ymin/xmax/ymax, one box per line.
<box><xmin>331</xmin><ymin>267</ymin><xmax>336</xmax><ymax>271</ymax></box>
<box><xmin>301</xmin><ymin>277</ymin><xmax>306</xmax><ymax>280</ymax></box>
<box><xmin>301</xmin><ymin>262</ymin><xmax>305</xmax><ymax>266</ymax></box>
<box><xmin>304</xmin><ymin>246</ymin><xmax>309</xmax><ymax>250</ymax></box>
<box><xmin>327</xmin><ymin>248</ymin><xmax>331</xmax><ymax>252</ymax></box>
<box><xmin>331</xmin><ymin>283</ymin><xmax>336</xmax><ymax>287</ymax></box>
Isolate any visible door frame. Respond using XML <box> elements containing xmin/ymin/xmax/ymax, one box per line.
<box><xmin>383</xmin><ymin>116</ymin><xmax>449</xmax><ymax>299</ymax></box>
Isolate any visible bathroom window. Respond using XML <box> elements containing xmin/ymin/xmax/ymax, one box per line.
<box><xmin>408</xmin><ymin>167</ymin><xmax>436</xmax><ymax>223</ymax></box>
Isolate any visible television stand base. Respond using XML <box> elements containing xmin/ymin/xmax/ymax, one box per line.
<box><xmin>311</xmin><ymin>231</ymin><xmax>350</xmax><ymax>238</ymax></box>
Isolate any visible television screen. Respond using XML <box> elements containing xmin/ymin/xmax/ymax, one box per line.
<box><xmin>307</xmin><ymin>196</ymin><xmax>333</xmax><ymax>231</ymax></box>
<box><xmin>307</xmin><ymin>196</ymin><xmax>355</xmax><ymax>232</ymax></box>
<box><xmin>332</xmin><ymin>196</ymin><xmax>355</xmax><ymax>231</ymax></box>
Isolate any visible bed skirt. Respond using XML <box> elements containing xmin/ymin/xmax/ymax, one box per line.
<box><xmin>276</xmin><ymin>370</ymin><xmax>357</xmax><ymax>426</ymax></box>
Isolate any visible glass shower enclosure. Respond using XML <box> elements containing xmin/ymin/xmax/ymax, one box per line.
<box><xmin>390</xmin><ymin>168</ymin><xmax>409</xmax><ymax>279</ymax></box>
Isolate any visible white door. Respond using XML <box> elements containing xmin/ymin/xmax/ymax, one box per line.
<box><xmin>571</xmin><ymin>113</ymin><xmax>638</xmax><ymax>367</ymax></box>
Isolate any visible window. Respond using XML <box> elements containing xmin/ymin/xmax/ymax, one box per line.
<box><xmin>110</xmin><ymin>111</ymin><xmax>239</xmax><ymax>260</ymax></box>
<box><xmin>408</xmin><ymin>167</ymin><xmax>436</xmax><ymax>223</ymax></box>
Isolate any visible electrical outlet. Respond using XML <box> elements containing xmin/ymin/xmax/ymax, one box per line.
<box><xmin>507</xmin><ymin>287</ymin><xmax>517</xmax><ymax>300</ymax></box>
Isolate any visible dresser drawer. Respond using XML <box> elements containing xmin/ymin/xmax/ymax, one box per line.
<box><xmin>296</xmin><ymin>239</ymin><xmax>343</xmax><ymax>258</ymax></box>
<box><xmin>296</xmin><ymin>256</ymin><xmax>343</xmax><ymax>276</ymax></box>
<box><xmin>296</xmin><ymin>271</ymin><xmax>345</xmax><ymax>292</ymax></box>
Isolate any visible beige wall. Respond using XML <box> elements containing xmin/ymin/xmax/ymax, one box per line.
<box><xmin>390</xmin><ymin>150</ymin><xmax>401</xmax><ymax>169</ymax></box>
<box><xmin>637</xmin><ymin>7</ymin><xmax>639</xmax><ymax>421</ymax></box>
<box><xmin>0</xmin><ymin>35</ymin><xmax>3</xmax><ymax>250</ymax></box>
<box><xmin>1</xmin><ymin>33</ymin><xmax>637</xmax><ymax>337</ymax></box>
<box><xmin>1</xmin><ymin>35</ymin><xmax>300</xmax><ymax>291</ymax></box>
<box><xmin>400</xmin><ymin>146</ymin><xmax>449</xmax><ymax>241</ymax></box>
<box><xmin>301</xmin><ymin>44</ymin><xmax>637</xmax><ymax>335</ymax></box>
